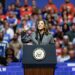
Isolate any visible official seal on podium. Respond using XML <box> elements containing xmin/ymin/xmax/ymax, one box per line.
<box><xmin>33</xmin><ymin>48</ymin><xmax>46</xmax><ymax>60</ymax></box>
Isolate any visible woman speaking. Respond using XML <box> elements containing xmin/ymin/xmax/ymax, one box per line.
<box><xmin>31</xmin><ymin>20</ymin><xmax>54</xmax><ymax>45</ymax></box>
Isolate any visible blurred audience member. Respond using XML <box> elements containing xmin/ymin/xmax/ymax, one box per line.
<box><xmin>6</xmin><ymin>11</ymin><xmax>18</xmax><ymax>32</ymax></box>
<box><xmin>66</xmin><ymin>49</ymin><xmax>75</xmax><ymax>62</ymax></box>
<box><xmin>9</xmin><ymin>33</ymin><xmax>21</xmax><ymax>58</ymax></box>
<box><xmin>68</xmin><ymin>42</ymin><xmax>73</xmax><ymax>50</ymax></box>
<box><xmin>54</xmin><ymin>25</ymin><xmax>63</xmax><ymax>44</ymax></box>
<box><xmin>62</xmin><ymin>24</ymin><xmax>70</xmax><ymax>35</ymax></box>
<box><xmin>66</xmin><ymin>23</ymin><xmax>75</xmax><ymax>41</ymax></box>
<box><xmin>60</xmin><ymin>0</ymin><xmax>74</xmax><ymax>14</ymax></box>
<box><xmin>3</xmin><ymin>20</ymin><xmax>14</xmax><ymax>42</ymax></box>
<box><xmin>62</xmin><ymin>35</ymin><xmax>69</xmax><ymax>48</ymax></box>
<box><xmin>44</xmin><ymin>0</ymin><xmax>58</xmax><ymax>14</ymax></box>
<box><xmin>55</xmin><ymin>42</ymin><xmax>62</xmax><ymax>56</ymax></box>
<box><xmin>20</xmin><ymin>1</ymin><xmax>33</xmax><ymax>17</ymax></box>
<box><xmin>0</xmin><ymin>47</ymin><xmax>19</xmax><ymax>66</ymax></box>
<box><xmin>57</xmin><ymin>47</ymin><xmax>70</xmax><ymax>62</ymax></box>
<box><xmin>5</xmin><ymin>47</ymin><xmax>19</xmax><ymax>65</ymax></box>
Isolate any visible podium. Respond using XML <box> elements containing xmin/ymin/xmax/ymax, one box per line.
<box><xmin>23</xmin><ymin>44</ymin><xmax>56</xmax><ymax>75</ymax></box>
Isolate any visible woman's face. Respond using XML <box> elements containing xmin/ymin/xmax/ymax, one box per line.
<box><xmin>38</xmin><ymin>21</ymin><xmax>45</xmax><ymax>30</ymax></box>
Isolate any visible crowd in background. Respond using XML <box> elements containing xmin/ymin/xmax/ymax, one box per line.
<box><xmin>0</xmin><ymin>0</ymin><xmax>75</xmax><ymax>65</ymax></box>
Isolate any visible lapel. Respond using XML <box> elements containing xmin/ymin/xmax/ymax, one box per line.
<box><xmin>41</xmin><ymin>34</ymin><xmax>49</xmax><ymax>44</ymax></box>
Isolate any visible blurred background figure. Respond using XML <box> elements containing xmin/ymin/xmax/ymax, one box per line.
<box><xmin>0</xmin><ymin>47</ymin><xmax>19</xmax><ymax>66</ymax></box>
<box><xmin>5</xmin><ymin>47</ymin><xmax>19</xmax><ymax>65</ymax></box>
<box><xmin>57</xmin><ymin>47</ymin><xmax>70</xmax><ymax>62</ymax></box>
<box><xmin>44</xmin><ymin>0</ymin><xmax>58</xmax><ymax>14</ymax></box>
<box><xmin>3</xmin><ymin>20</ymin><xmax>14</xmax><ymax>43</ymax></box>
<box><xmin>6</xmin><ymin>11</ymin><xmax>18</xmax><ymax>32</ymax></box>
<box><xmin>60</xmin><ymin>0</ymin><xmax>74</xmax><ymax>15</ymax></box>
<box><xmin>55</xmin><ymin>42</ymin><xmax>62</xmax><ymax>57</ymax></box>
<box><xmin>66</xmin><ymin>49</ymin><xmax>75</xmax><ymax>62</ymax></box>
<box><xmin>66</xmin><ymin>23</ymin><xmax>75</xmax><ymax>42</ymax></box>
<box><xmin>62</xmin><ymin>35</ymin><xmax>69</xmax><ymax>48</ymax></box>
<box><xmin>9</xmin><ymin>33</ymin><xmax>21</xmax><ymax>59</ymax></box>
